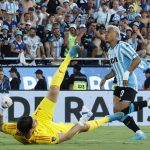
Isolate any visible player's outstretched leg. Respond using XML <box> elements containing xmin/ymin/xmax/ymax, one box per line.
<box><xmin>58</xmin><ymin>107</ymin><xmax>124</xmax><ymax>143</ymax></box>
<box><xmin>120</xmin><ymin>98</ymin><xmax>150</xmax><ymax>140</ymax></box>
<box><xmin>86</xmin><ymin>112</ymin><xmax>124</xmax><ymax>131</ymax></box>
<box><xmin>78</xmin><ymin>106</ymin><xmax>93</xmax><ymax>126</ymax></box>
<box><xmin>47</xmin><ymin>45</ymin><xmax>80</xmax><ymax>102</ymax></box>
<box><xmin>123</xmin><ymin>98</ymin><xmax>150</xmax><ymax>140</ymax></box>
<box><xmin>50</xmin><ymin>45</ymin><xmax>80</xmax><ymax>89</ymax></box>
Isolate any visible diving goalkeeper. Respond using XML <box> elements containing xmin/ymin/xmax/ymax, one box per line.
<box><xmin>0</xmin><ymin>45</ymin><xmax>124</xmax><ymax>144</ymax></box>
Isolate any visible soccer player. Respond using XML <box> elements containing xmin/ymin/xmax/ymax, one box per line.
<box><xmin>100</xmin><ymin>25</ymin><xmax>150</xmax><ymax>140</ymax></box>
<box><xmin>0</xmin><ymin>45</ymin><xmax>124</xmax><ymax>144</ymax></box>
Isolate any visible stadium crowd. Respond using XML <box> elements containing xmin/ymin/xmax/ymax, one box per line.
<box><xmin>0</xmin><ymin>0</ymin><xmax>149</xmax><ymax>66</ymax></box>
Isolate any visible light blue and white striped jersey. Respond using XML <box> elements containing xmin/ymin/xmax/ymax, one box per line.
<box><xmin>108</xmin><ymin>41</ymin><xmax>139</xmax><ymax>91</ymax></box>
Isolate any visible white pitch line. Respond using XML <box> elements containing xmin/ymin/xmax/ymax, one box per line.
<box><xmin>76</xmin><ymin>139</ymin><xmax>143</xmax><ymax>144</ymax></box>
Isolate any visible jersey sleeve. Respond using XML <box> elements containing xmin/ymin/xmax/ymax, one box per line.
<box><xmin>2</xmin><ymin>122</ymin><xmax>17</xmax><ymax>135</ymax></box>
<box><xmin>120</xmin><ymin>42</ymin><xmax>139</xmax><ymax>60</ymax></box>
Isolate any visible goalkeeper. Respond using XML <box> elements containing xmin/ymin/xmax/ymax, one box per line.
<box><xmin>0</xmin><ymin>45</ymin><xmax>124</xmax><ymax>144</ymax></box>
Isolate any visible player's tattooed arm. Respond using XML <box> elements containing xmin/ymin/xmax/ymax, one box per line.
<box><xmin>104</xmin><ymin>69</ymin><xmax>115</xmax><ymax>80</ymax></box>
<box><xmin>128</xmin><ymin>56</ymin><xmax>141</xmax><ymax>73</ymax></box>
<box><xmin>123</xmin><ymin>57</ymin><xmax>141</xmax><ymax>86</ymax></box>
<box><xmin>100</xmin><ymin>69</ymin><xmax>115</xmax><ymax>89</ymax></box>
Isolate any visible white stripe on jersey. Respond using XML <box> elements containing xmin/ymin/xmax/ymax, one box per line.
<box><xmin>133</xmin><ymin>73</ymin><xmax>138</xmax><ymax>91</ymax></box>
<box><xmin>108</xmin><ymin>41</ymin><xmax>138</xmax><ymax>90</ymax></box>
<box><xmin>116</xmin><ymin>44</ymin><xmax>124</xmax><ymax>85</ymax></box>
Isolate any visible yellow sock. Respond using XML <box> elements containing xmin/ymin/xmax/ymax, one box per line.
<box><xmin>86</xmin><ymin>117</ymin><xmax>109</xmax><ymax>131</ymax></box>
<box><xmin>50</xmin><ymin>54</ymin><xmax>71</xmax><ymax>88</ymax></box>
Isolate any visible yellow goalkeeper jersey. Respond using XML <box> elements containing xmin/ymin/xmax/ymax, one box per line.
<box><xmin>2</xmin><ymin>97</ymin><xmax>74</xmax><ymax>144</ymax></box>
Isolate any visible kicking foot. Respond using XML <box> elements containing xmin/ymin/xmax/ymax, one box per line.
<box><xmin>129</xmin><ymin>132</ymin><xmax>147</xmax><ymax>140</ymax></box>
<box><xmin>107</xmin><ymin>112</ymin><xmax>124</xmax><ymax>122</ymax></box>
<box><xmin>78</xmin><ymin>106</ymin><xmax>93</xmax><ymax>126</ymax></box>
<box><xmin>69</xmin><ymin>45</ymin><xmax>80</xmax><ymax>58</ymax></box>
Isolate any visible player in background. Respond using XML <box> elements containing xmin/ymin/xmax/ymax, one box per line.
<box><xmin>100</xmin><ymin>25</ymin><xmax>150</xmax><ymax>140</ymax></box>
<box><xmin>0</xmin><ymin>45</ymin><xmax>124</xmax><ymax>144</ymax></box>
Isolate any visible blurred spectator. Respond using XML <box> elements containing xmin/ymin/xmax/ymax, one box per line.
<box><xmin>64</xmin><ymin>24</ymin><xmax>78</xmax><ymax>56</ymax></box>
<box><xmin>95</xmin><ymin>2</ymin><xmax>112</xmax><ymax>27</ymax></box>
<box><xmin>110</xmin><ymin>0</ymin><xmax>119</xmax><ymax>14</ymax></box>
<box><xmin>140</xmin><ymin>26</ymin><xmax>148</xmax><ymax>39</ymax></box>
<box><xmin>68</xmin><ymin>64</ymin><xmax>88</xmax><ymax>90</ymax></box>
<box><xmin>3</xmin><ymin>11</ymin><xmax>17</xmax><ymax>33</ymax></box>
<box><xmin>11</xmin><ymin>30</ymin><xmax>28</xmax><ymax>57</ymax></box>
<box><xmin>24</xmin><ymin>27</ymin><xmax>46</xmax><ymax>59</ymax></box>
<box><xmin>0</xmin><ymin>68</ymin><xmax>10</xmax><ymax>91</ymax></box>
<box><xmin>0</xmin><ymin>25</ymin><xmax>12</xmax><ymax>57</ymax></box>
<box><xmin>48</xmin><ymin>26</ymin><xmax>64</xmax><ymax>58</ymax></box>
<box><xmin>38</xmin><ymin>24</ymin><xmax>52</xmax><ymax>57</ymax></box>
<box><xmin>118</xmin><ymin>17</ymin><xmax>129</xmax><ymax>41</ymax></box>
<box><xmin>20</xmin><ymin>12</ymin><xmax>31</xmax><ymax>25</ymax></box>
<box><xmin>84</xmin><ymin>0</ymin><xmax>96</xmax><ymax>14</ymax></box>
<box><xmin>81</xmin><ymin>22</ymin><xmax>98</xmax><ymax>58</ymax></box>
<box><xmin>143</xmin><ymin>68</ymin><xmax>150</xmax><ymax>90</ymax></box>
<box><xmin>61</xmin><ymin>13</ymin><xmax>71</xmax><ymax>33</ymax></box>
<box><xmin>142</xmin><ymin>0</ymin><xmax>150</xmax><ymax>11</ymax></box>
<box><xmin>69</xmin><ymin>0</ymin><xmax>78</xmax><ymax>10</ymax></box>
<box><xmin>56</xmin><ymin>6</ymin><xmax>65</xmax><ymax>16</ymax></box>
<box><xmin>60</xmin><ymin>70</ymin><xmax>69</xmax><ymax>90</ymax></box>
<box><xmin>24</xmin><ymin>21</ymin><xmax>32</xmax><ymax>34</ymax></box>
<box><xmin>35</xmin><ymin>5</ymin><xmax>46</xmax><ymax>26</ymax></box>
<box><xmin>4</xmin><ymin>0</ymin><xmax>19</xmax><ymax>22</ymax></box>
<box><xmin>128</xmin><ymin>22</ymin><xmax>147</xmax><ymax>58</ymax></box>
<box><xmin>71</xmin><ymin>6</ymin><xmax>82</xmax><ymax>24</ymax></box>
<box><xmin>41</xmin><ymin>3</ymin><xmax>49</xmax><ymax>19</ymax></box>
<box><xmin>46</xmin><ymin>15</ymin><xmax>55</xmax><ymax>27</ymax></box>
<box><xmin>62</xmin><ymin>0</ymin><xmax>71</xmax><ymax>13</ymax></box>
<box><xmin>21</xmin><ymin>0</ymin><xmax>36</xmax><ymax>13</ymax></box>
<box><xmin>126</xmin><ymin>28</ymin><xmax>133</xmax><ymax>41</ymax></box>
<box><xmin>77</xmin><ymin>0</ymin><xmax>87</xmax><ymax>9</ymax></box>
<box><xmin>133</xmin><ymin>13</ymin><xmax>145</xmax><ymax>28</ymax></box>
<box><xmin>127</xmin><ymin>5</ymin><xmax>137</xmax><ymax>22</ymax></box>
<box><xmin>141</xmin><ymin>10</ymin><xmax>150</xmax><ymax>27</ymax></box>
<box><xmin>34</xmin><ymin>69</ymin><xmax>47</xmax><ymax>90</ymax></box>
<box><xmin>0</xmin><ymin>0</ymin><xmax>8</xmax><ymax>12</ymax></box>
<box><xmin>46</xmin><ymin>0</ymin><xmax>61</xmax><ymax>14</ymax></box>
<box><xmin>9</xmin><ymin>67</ymin><xmax>21</xmax><ymax>90</ymax></box>
<box><xmin>28</xmin><ymin>7</ymin><xmax>38</xmax><ymax>27</ymax></box>
<box><xmin>110</xmin><ymin>5</ymin><xmax>126</xmax><ymax>24</ymax></box>
<box><xmin>93</xmin><ymin>24</ymin><xmax>108</xmax><ymax>57</ymax></box>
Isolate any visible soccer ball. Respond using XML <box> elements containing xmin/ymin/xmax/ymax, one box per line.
<box><xmin>1</xmin><ymin>96</ymin><xmax>13</xmax><ymax>109</ymax></box>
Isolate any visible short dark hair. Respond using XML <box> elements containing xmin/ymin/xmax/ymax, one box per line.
<box><xmin>24</xmin><ymin>13</ymin><xmax>30</xmax><ymax>17</ymax></box>
<box><xmin>73</xmin><ymin>64</ymin><xmax>81</xmax><ymax>71</ymax></box>
<box><xmin>30</xmin><ymin>27</ymin><xmax>36</xmax><ymax>31</ymax></box>
<box><xmin>28</xmin><ymin>7</ymin><xmax>34</xmax><ymax>11</ymax></box>
<box><xmin>17</xmin><ymin>116</ymin><xmax>33</xmax><ymax>134</ymax></box>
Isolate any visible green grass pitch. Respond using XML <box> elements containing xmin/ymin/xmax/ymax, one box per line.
<box><xmin>0</xmin><ymin>126</ymin><xmax>150</xmax><ymax>150</ymax></box>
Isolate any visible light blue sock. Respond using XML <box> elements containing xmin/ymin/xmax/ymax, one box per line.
<box><xmin>120</xmin><ymin>103</ymin><xmax>135</xmax><ymax>122</ymax></box>
<box><xmin>120</xmin><ymin>114</ymin><xmax>130</xmax><ymax>122</ymax></box>
<box><xmin>129</xmin><ymin>103</ymin><xmax>135</xmax><ymax>113</ymax></box>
